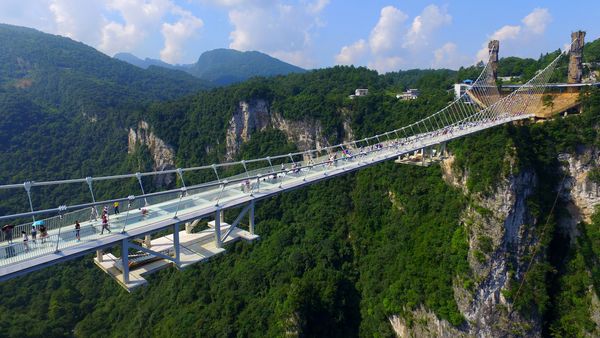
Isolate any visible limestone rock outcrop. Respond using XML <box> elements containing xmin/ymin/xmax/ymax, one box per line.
<box><xmin>128</xmin><ymin>120</ymin><xmax>176</xmax><ymax>186</ymax></box>
<box><xmin>393</xmin><ymin>153</ymin><xmax>542</xmax><ymax>337</ymax></box>
<box><xmin>225</xmin><ymin>99</ymin><xmax>351</xmax><ymax>160</ymax></box>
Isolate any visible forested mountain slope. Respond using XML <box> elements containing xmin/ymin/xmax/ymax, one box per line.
<box><xmin>186</xmin><ymin>49</ymin><xmax>305</xmax><ymax>85</ymax></box>
<box><xmin>0</xmin><ymin>29</ymin><xmax>599</xmax><ymax>337</ymax></box>
<box><xmin>115</xmin><ymin>48</ymin><xmax>306</xmax><ymax>86</ymax></box>
<box><xmin>0</xmin><ymin>24</ymin><xmax>211</xmax><ymax>214</ymax></box>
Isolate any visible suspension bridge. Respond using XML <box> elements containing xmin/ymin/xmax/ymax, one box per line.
<box><xmin>0</xmin><ymin>36</ymin><xmax>589</xmax><ymax>290</ymax></box>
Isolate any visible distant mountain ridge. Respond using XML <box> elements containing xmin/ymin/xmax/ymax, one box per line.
<box><xmin>113</xmin><ymin>52</ymin><xmax>177</xmax><ymax>70</ymax></box>
<box><xmin>114</xmin><ymin>48</ymin><xmax>306</xmax><ymax>85</ymax></box>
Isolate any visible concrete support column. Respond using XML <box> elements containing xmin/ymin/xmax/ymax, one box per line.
<box><xmin>96</xmin><ymin>249</ymin><xmax>103</xmax><ymax>262</ymax></box>
<box><xmin>185</xmin><ymin>222</ymin><xmax>192</xmax><ymax>234</ymax></box>
<box><xmin>215</xmin><ymin>209</ymin><xmax>222</xmax><ymax>248</ymax></box>
<box><xmin>144</xmin><ymin>235</ymin><xmax>152</xmax><ymax>249</ymax></box>
<box><xmin>249</xmin><ymin>201</ymin><xmax>255</xmax><ymax>235</ymax></box>
<box><xmin>122</xmin><ymin>240</ymin><xmax>129</xmax><ymax>284</ymax></box>
<box><xmin>173</xmin><ymin>223</ymin><xmax>180</xmax><ymax>266</ymax></box>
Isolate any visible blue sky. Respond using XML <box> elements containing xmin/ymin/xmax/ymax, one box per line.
<box><xmin>0</xmin><ymin>1</ymin><xmax>598</xmax><ymax>72</ymax></box>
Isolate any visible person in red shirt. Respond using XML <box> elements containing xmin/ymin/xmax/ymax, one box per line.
<box><xmin>101</xmin><ymin>214</ymin><xmax>111</xmax><ymax>234</ymax></box>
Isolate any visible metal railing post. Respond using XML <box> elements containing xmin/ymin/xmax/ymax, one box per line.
<box><xmin>173</xmin><ymin>187</ymin><xmax>187</xmax><ymax>219</ymax></box>
<box><xmin>177</xmin><ymin>168</ymin><xmax>187</xmax><ymax>195</ymax></box>
<box><xmin>121</xmin><ymin>195</ymin><xmax>135</xmax><ymax>233</ymax></box>
<box><xmin>241</xmin><ymin>160</ymin><xmax>250</xmax><ymax>178</ymax></box>
<box><xmin>266</xmin><ymin>156</ymin><xmax>277</xmax><ymax>183</ymax></box>
<box><xmin>85</xmin><ymin>177</ymin><xmax>99</xmax><ymax>219</ymax></box>
<box><xmin>241</xmin><ymin>160</ymin><xmax>253</xmax><ymax>196</ymax></box>
<box><xmin>215</xmin><ymin>180</ymin><xmax>228</xmax><ymax>207</ymax></box>
<box><xmin>23</xmin><ymin>181</ymin><xmax>35</xmax><ymax>223</ymax></box>
<box><xmin>212</xmin><ymin>164</ymin><xmax>221</xmax><ymax>182</ymax></box>
<box><xmin>303</xmin><ymin>161</ymin><xmax>312</xmax><ymax>182</ymax></box>
<box><xmin>54</xmin><ymin>205</ymin><xmax>67</xmax><ymax>252</ymax></box>
<box><xmin>135</xmin><ymin>172</ymin><xmax>149</xmax><ymax>206</ymax></box>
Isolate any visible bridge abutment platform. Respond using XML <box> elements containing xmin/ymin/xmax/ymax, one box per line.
<box><xmin>93</xmin><ymin>204</ymin><xmax>259</xmax><ymax>292</ymax></box>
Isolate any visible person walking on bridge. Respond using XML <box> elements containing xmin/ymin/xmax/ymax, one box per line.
<box><xmin>39</xmin><ymin>225</ymin><xmax>48</xmax><ymax>244</ymax></box>
<box><xmin>101</xmin><ymin>214</ymin><xmax>111</xmax><ymax>234</ymax></box>
<box><xmin>113</xmin><ymin>201</ymin><xmax>120</xmax><ymax>215</ymax></box>
<box><xmin>31</xmin><ymin>225</ymin><xmax>37</xmax><ymax>244</ymax></box>
<box><xmin>2</xmin><ymin>224</ymin><xmax>14</xmax><ymax>244</ymax></box>
<box><xmin>21</xmin><ymin>231</ymin><xmax>29</xmax><ymax>252</ymax></box>
<box><xmin>75</xmin><ymin>220</ymin><xmax>81</xmax><ymax>241</ymax></box>
<box><xmin>90</xmin><ymin>206</ymin><xmax>98</xmax><ymax>222</ymax></box>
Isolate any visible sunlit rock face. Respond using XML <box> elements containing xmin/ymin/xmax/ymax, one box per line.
<box><xmin>225</xmin><ymin>99</ymin><xmax>346</xmax><ymax>161</ymax></box>
<box><xmin>128</xmin><ymin>120</ymin><xmax>176</xmax><ymax>187</ymax></box>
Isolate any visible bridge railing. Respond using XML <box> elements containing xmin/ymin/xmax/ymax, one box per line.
<box><xmin>0</xmin><ymin>113</ymin><xmax>544</xmax><ymax>268</ymax></box>
<box><xmin>0</xmin><ymin>134</ymin><xmax>413</xmax><ymax>265</ymax></box>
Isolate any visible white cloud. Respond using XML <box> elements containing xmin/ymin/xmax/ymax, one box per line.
<box><xmin>403</xmin><ymin>4</ymin><xmax>451</xmax><ymax>49</ymax></box>
<box><xmin>0</xmin><ymin>0</ymin><xmax>56</xmax><ymax>34</ymax></box>
<box><xmin>271</xmin><ymin>50</ymin><xmax>314</xmax><ymax>69</ymax></box>
<box><xmin>307</xmin><ymin>0</ymin><xmax>329</xmax><ymax>15</ymax></box>
<box><xmin>49</xmin><ymin>0</ymin><xmax>105</xmax><ymax>44</ymax></box>
<box><xmin>160</xmin><ymin>8</ymin><xmax>203</xmax><ymax>63</ymax></box>
<box><xmin>0</xmin><ymin>0</ymin><xmax>206</xmax><ymax>63</ymax></box>
<box><xmin>368</xmin><ymin>56</ymin><xmax>403</xmax><ymax>73</ymax></box>
<box><xmin>224</xmin><ymin>0</ymin><xmax>329</xmax><ymax>68</ymax></box>
<box><xmin>433</xmin><ymin>42</ymin><xmax>470</xmax><ymax>69</ymax></box>
<box><xmin>335</xmin><ymin>4</ymin><xmax>453</xmax><ymax>72</ymax></box>
<box><xmin>475</xmin><ymin>8</ymin><xmax>552</xmax><ymax>62</ymax></box>
<box><xmin>202</xmin><ymin>0</ymin><xmax>275</xmax><ymax>7</ymax></box>
<box><xmin>490</xmin><ymin>25</ymin><xmax>522</xmax><ymax>41</ymax></box>
<box><xmin>99</xmin><ymin>0</ymin><xmax>172</xmax><ymax>56</ymax></box>
<box><xmin>335</xmin><ymin>39</ymin><xmax>367</xmax><ymax>65</ymax></box>
<box><xmin>369</xmin><ymin>6</ymin><xmax>408</xmax><ymax>55</ymax></box>
<box><xmin>100</xmin><ymin>21</ymin><xmax>139</xmax><ymax>55</ymax></box>
<box><xmin>522</xmin><ymin>8</ymin><xmax>551</xmax><ymax>34</ymax></box>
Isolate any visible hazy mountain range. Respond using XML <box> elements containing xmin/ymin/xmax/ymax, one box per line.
<box><xmin>114</xmin><ymin>48</ymin><xmax>306</xmax><ymax>86</ymax></box>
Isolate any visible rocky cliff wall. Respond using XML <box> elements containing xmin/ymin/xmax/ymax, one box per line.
<box><xmin>225</xmin><ymin>99</ymin><xmax>350</xmax><ymax>160</ymax></box>
<box><xmin>560</xmin><ymin>147</ymin><xmax>600</xmax><ymax>225</ymax></box>
<box><xmin>392</xmin><ymin>145</ymin><xmax>600</xmax><ymax>337</ymax></box>
<box><xmin>559</xmin><ymin>146</ymin><xmax>600</xmax><ymax>334</ymax></box>
<box><xmin>128</xmin><ymin>120</ymin><xmax>176</xmax><ymax>186</ymax></box>
<box><xmin>391</xmin><ymin>153</ymin><xmax>541</xmax><ymax>337</ymax></box>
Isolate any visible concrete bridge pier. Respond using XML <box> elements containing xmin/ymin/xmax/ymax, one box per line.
<box><xmin>249</xmin><ymin>200</ymin><xmax>255</xmax><ymax>235</ymax></box>
<box><xmin>214</xmin><ymin>208</ymin><xmax>222</xmax><ymax>249</ymax></box>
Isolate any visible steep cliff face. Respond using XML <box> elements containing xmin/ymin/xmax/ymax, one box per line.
<box><xmin>560</xmin><ymin>147</ymin><xmax>600</xmax><ymax>225</ymax></box>
<box><xmin>559</xmin><ymin>146</ymin><xmax>600</xmax><ymax>334</ymax></box>
<box><xmin>390</xmin><ymin>307</ymin><xmax>466</xmax><ymax>338</ymax></box>
<box><xmin>128</xmin><ymin>120</ymin><xmax>176</xmax><ymax>186</ymax></box>
<box><xmin>390</xmin><ymin>144</ymin><xmax>600</xmax><ymax>337</ymax></box>
<box><xmin>391</xmin><ymin>153</ymin><xmax>541</xmax><ymax>337</ymax></box>
<box><xmin>457</xmin><ymin>168</ymin><xmax>540</xmax><ymax>337</ymax></box>
<box><xmin>225</xmin><ymin>99</ymin><xmax>351</xmax><ymax>160</ymax></box>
